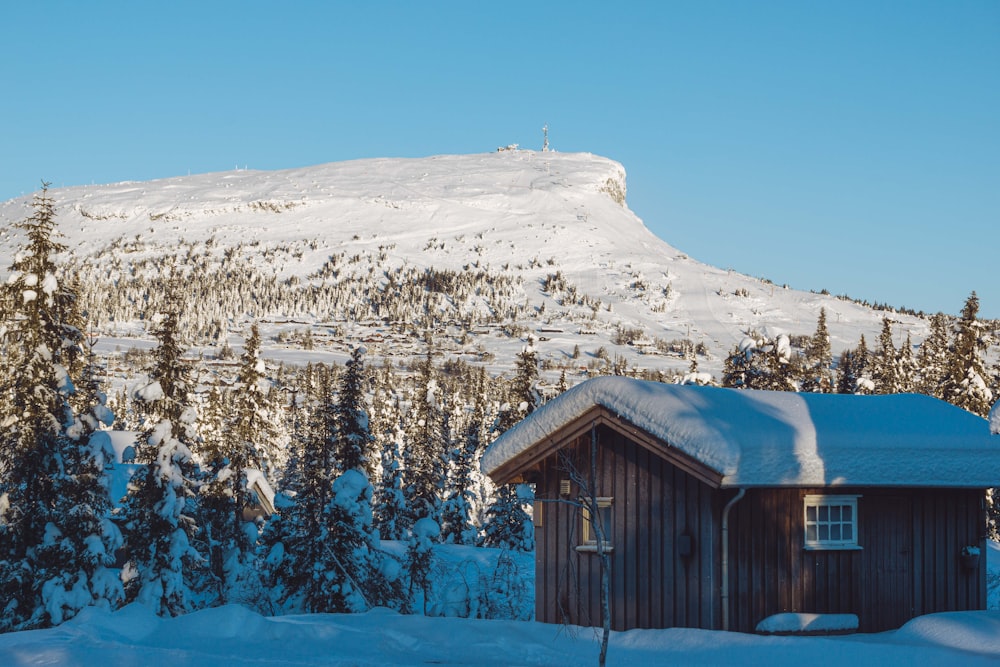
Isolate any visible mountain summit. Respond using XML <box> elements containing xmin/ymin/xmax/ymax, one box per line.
<box><xmin>0</xmin><ymin>151</ymin><xmax>926</xmax><ymax>377</ymax></box>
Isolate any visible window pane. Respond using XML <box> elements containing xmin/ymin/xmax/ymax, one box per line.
<box><xmin>843</xmin><ymin>506</ymin><xmax>852</xmax><ymax>521</ymax></box>
<box><xmin>807</xmin><ymin>506</ymin><xmax>816</xmax><ymax>521</ymax></box>
<box><xmin>843</xmin><ymin>524</ymin><xmax>853</xmax><ymax>540</ymax></box>
<box><xmin>819</xmin><ymin>525</ymin><xmax>829</xmax><ymax>540</ymax></box>
<box><xmin>830</xmin><ymin>506</ymin><xmax>841</xmax><ymax>522</ymax></box>
<box><xmin>819</xmin><ymin>506</ymin><xmax>829</xmax><ymax>521</ymax></box>
<box><xmin>807</xmin><ymin>525</ymin><xmax>817</xmax><ymax>541</ymax></box>
<box><xmin>831</xmin><ymin>524</ymin><xmax>841</xmax><ymax>540</ymax></box>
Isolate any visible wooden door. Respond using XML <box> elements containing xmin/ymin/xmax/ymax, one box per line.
<box><xmin>864</xmin><ymin>495</ymin><xmax>913</xmax><ymax>630</ymax></box>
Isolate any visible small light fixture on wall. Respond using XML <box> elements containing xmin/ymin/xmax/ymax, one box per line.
<box><xmin>559</xmin><ymin>479</ymin><xmax>571</xmax><ymax>497</ymax></box>
<box><xmin>960</xmin><ymin>545</ymin><xmax>980</xmax><ymax>572</ymax></box>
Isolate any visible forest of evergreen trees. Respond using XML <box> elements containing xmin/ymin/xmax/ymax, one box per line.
<box><xmin>0</xmin><ymin>188</ymin><xmax>539</xmax><ymax>632</ymax></box>
<box><xmin>1</xmin><ymin>188</ymin><xmax>998</xmax><ymax>634</ymax></box>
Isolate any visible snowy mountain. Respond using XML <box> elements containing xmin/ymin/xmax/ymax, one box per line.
<box><xmin>0</xmin><ymin>150</ymin><xmax>930</xmax><ymax>378</ymax></box>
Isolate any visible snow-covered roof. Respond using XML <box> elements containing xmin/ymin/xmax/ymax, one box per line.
<box><xmin>482</xmin><ymin>376</ymin><xmax>1000</xmax><ymax>488</ymax></box>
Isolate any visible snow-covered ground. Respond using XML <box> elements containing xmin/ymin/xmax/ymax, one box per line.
<box><xmin>1</xmin><ymin>541</ymin><xmax>998</xmax><ymax>666</ymax></box>
<box><xmin>0</xmin><ymin>603</ymin><xmax>997</xmax><ymax>666</ymax></box>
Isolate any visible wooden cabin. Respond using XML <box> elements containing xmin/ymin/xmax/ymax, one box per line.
<box><xmin>481</xmin><ymin>377</ymin><xmax>999</xmax><ymax>634</ymax></box>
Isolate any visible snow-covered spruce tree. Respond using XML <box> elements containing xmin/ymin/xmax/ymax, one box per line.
<box><xmin>895</xmin><ymin>333</ymin><xmax>918</xmax><ymax>394</ymax></box>
<box><xmin>320</xmin><ymin>465</ymin><xmax>401</xmax><ymax>612</ymax></box>
<box><xmin>405</xmin><ymin>516</ymin><xmax>440</xmax><ymax>615</ymax></box>
<box><xmin>940</xmin><ymin>292</ymin><xmax>993</xmax><ymax>418</ymax></box>
<box><xmin>495</xmin><ymin>339</ymin><xmax>540</xmax><ymax>433</ymax></box>
<box><xmin>480</xmin><ymin>483</ymin><xmax>535</xmax><ymax>552</ymax></box>
<box><xmin>916</xmin><ymin>313</ymin><xmax>951</xmax><ymax>398</ymax></box>
<box><xmin>258</xmin><ymin>384</ymin><xmax>313</xmax><ymax>613</ymax></box>
<box><xmin>761</xmin><ymin>333</ymin><xmax>801</xmax><ymax>392</ymax></box>
<box><xmin>556</xmin><ymin>369</ymin><xmax>569</xmax><ymax>394</ymax></box>
<box><xmin>481</xmin><ymin>344</ymin><xmax>536</xmax><ymax>552</ymax></box>
<box><xmin>870</xmin><ymin>317</ymin><xmax>903</xmax><ymax>394</ymax></box>
<box><xmin>721</xmin><ymin>337</ymin><xmax>769</xmax><ymax>390</ymax></box>
<box><xmin>335</xmin><ymin>346</ymin><xmax>375</xmax><ymax>474</ymax></box>
<box><xmin>318</xmin><ymin>346</ymin><xmax>400</xmax><ymax>611</ymax></box>
<box><xmin>371</xmin><ymin>364</ymin><xmax>409</xmax><ymax>541</ymax></box>
<box><xmin>403</xmin><ymin>347</ymin><xmax>446</xmax><ymax>526</ymax></box>
<box><xmin>119</xmin><ymin>290</ymin><xmax>206</xmax><ymax>616</ymax></box>
<box><xmin>0</xmin><ymin>184</ymin><xmax>123</xmax><ymax>631</ymax></box>
<box><xmin>440</xmin><ymin>395</ymin><xmax>487</xmax><ymax>546</ymax></box>
<box><xmin>800</xmin><ymin>308</ymin><xmax>833</xmax><ymax>393</ymax></box>
<box><xmin>199</xmin><ymin>324</ymin><xmax>279</xmax><ymax>607</ymax></box>
<box><xmin>837</xmin><ymin>334</ymin><xmax>872</xmax><ymax>394</ymax></box>
<box><xmin>373</xmin><ymin>394</ymin><xmax>409</xmax><ymax>541</ymax></box>
<box><xmin>264</xmin><ymin>364</ymin><xmax>339</xmax><ymax>613</ymax></box>
<box><xmin>265</xmin><ymin>356</ymin><xmax>390</xmax><ymax>614</ymax></box>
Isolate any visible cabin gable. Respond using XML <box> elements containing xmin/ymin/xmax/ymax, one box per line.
<box><xmin>491</xmin><ymin>405</ymin><xmax>723</xmax><ymax>489</ymax></box>
<box><xmin>531</xmin><ymin>422</ymin><xmax>720</xmax><ymax>630</ymax></box>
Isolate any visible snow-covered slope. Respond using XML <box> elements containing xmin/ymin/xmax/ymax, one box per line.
<box><xmin>0</xmin><ymin>151</ymin><xmax>928</xmax><ymax>376</ymax></box>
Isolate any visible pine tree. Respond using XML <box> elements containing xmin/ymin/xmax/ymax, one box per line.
<box><xmin>199</xmin><ymin>325</ymin><xmax>279</xmax><ymax>607</ymax></box>
<box><xmin>374</xmin><ymin>430</ymin><xmax>408</xmax><ymax>541</ymax></box>
<box><xmin>834</xmin><ymin>348</ymin><xmax>858</xmax><ymax>395</ymax></box>
<box><xmin>556</xmin><ymin>369</ymin><xmax>569</xmax><ymax>394</ymax></box>
<box><xmin>916</xmin><ymin>313</ymin><xmax>951</xmax><ymax>398</ymax></box>
<box><xmin>480</xmin><ymin>483</ymin><xmax>535</xmax><ymax>552</ymax></box>
<box><xmin>405</xmin><ymin>516</ymin><xmax>440</xmax><ymax>615</ymax></box>
<box><xmin>800</xmin><ymin>309</ymin><xmax>833</xmax><ymax>393</ymax></box>
<box><xmin>482</xmin><ymin>345</ymin><xmax>537</xmax><ymax>550</ymax></box>
<box><xmin>837</xmin><ymin>335</ymin><xmax>872</xmax><ymax>394</ymax></box>
<box><xmin>0</xmin><ymin>185</ymin><xmax>123</xmax><ymax>630</ymax></box>
<box><xmin>334</xmin><ymin>347</ymin><xmax>375</xmax><ymax>474</ymax></box>
<box><xmin>319</xmin><ymin>466</ymin><xmax>400</xmax><ymax>612</ymax></box>
<box><xmin>119</xmin><ymin>289</ymin><xmax>205</xmax><ymax>616</ymax></box>
<box><xmin>896</xmin><ymin>333</ymin><xmax>918</xmax><ymax>394</ymax></box>
<box><xmin>722</xmin><ymin>337</ymin><xmax>768</xmax><ymax>390</ymax></box>
<box><xmin>940</xmin><ymin>292</ymin><xmax>993</xmax><ymax>417</ymax></box>
<box><xmin>870</xmin><ymin>318</ymin><xmax>902</xmax><ymax>394</ymax></box>
<box><xmin>372</xmin><ymin>387</ymin><xmax>409</xmax><ymax>541</ymax></box>
<box><xmin>404</xmin><ymin>348</ymin><xmax>445</xmax><ymax>525</ymax></box>
<box><xmin>319</xmin><ymin>346</ymin><xmax>399</xmax><ymax>610</ymax></box>
<box><xmin>440</xmin><ymin>392</ymin><xmax>487</xmax><ymax>546</ymax></box>
<box><xmin>283</xmin><ymin>363</ymin><xmax>341</xmax><ymax>612</ymax></box>
<box><xmin>496</xmin><ymin>340</ymin><xmax>539</xmax><ymax>432</ymax></box>
<box><xmin>761</xmin><ymin>333</ymin><xmax>800</xmax><ymax>391</ymax></box>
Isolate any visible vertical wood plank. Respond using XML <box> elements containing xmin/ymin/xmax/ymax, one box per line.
<box><xmin>674</xmin><ymin>466</ymin><xmax>687</xmax><ymax>626</ymax></box>
<box><xmin>699</xmin><ymin>481</ymin><xmax>715</xmax><ymax>629</ymax></box>
<box><xmin>661</xmin><ymin>455</ymin><xmax>674</xmax><ymax>628</ymax></box>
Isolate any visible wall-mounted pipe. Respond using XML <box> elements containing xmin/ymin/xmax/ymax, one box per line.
<box><xmin>721</xmin><ymin>487</ymin><xmax>746</xmax><ymax>632</ymax></box>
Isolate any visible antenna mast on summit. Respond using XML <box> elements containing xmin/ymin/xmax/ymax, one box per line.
<box><xmin>542</xmin><ymin>124</ymin><xmax>549</xmax><ymax>152</ymax></box>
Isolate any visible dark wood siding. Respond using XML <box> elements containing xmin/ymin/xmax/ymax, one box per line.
<box><xmin>532</xmin><ymin>424</ymin><xmax>719</xmax><ymax>631</ymax></box>
<box><xmin>726</xmin><ymin>487</ymin><xmax>986</xmax><ymax>633</ymax></box>
<box><xmin>526</xmin><ymin>419</ymin><xmax>987</xmax><ymax>634</ymax></box>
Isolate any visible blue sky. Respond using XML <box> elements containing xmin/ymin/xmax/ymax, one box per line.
<box><xmin>1</xmin><ymin>1</ymin><xmax>997</xmax><ymax>317</ymax></box>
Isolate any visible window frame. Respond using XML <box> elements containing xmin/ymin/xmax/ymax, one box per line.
<box><xmin>803</xmin><ymin>494</ymin><xmax>861</xmax><ymax>551</ymax></box>
<box><xmin>576</xmin><ymin>496</ymin><xmax>614</xmax><ymax>553</ymax></box>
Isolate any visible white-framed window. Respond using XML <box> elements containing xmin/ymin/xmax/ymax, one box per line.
<box><xmin>576</xmin><ymin>497</ymin><xmax>614</xmax><ymax>552</ymax></box>
<box><xmin>803</xmin><ymin>495</ymin><xmax>861</xmax><ymax>550</ymax></box>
